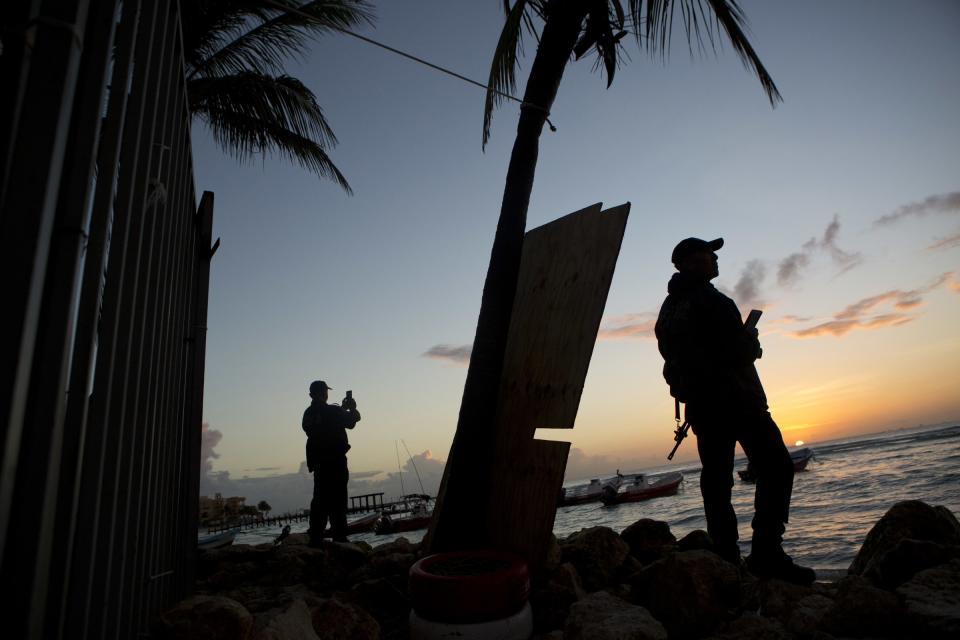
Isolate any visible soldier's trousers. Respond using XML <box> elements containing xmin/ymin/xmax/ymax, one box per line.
<box><xmin>310</xmin><ymin>457</ymin><xmax>349</xmax><ymax>541</ymax></box>
<box><xmin>688</xmin><ymin>407</ymin><xmax>794</xmax><ymax>556</ymax></box>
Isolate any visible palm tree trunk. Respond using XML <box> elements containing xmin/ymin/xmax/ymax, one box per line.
<box><xmin>429</xmin><ymin>0</ymin><xmax>588</xmax><ymax>552</ymax></box>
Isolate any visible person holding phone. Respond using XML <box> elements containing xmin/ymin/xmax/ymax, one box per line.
<box><xmin>654</xmin><ymin>237</ymin><xmax>814</xmax><ymax>585</ymax></box>
<box><xmin>302</xmin><ymin>380</ymin><xmax>361</xmax><ymax>545</ymax></box>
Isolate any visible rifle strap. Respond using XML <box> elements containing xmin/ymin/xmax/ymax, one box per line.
<box><xmin>674</xmin><ymin>397</ymin><xmax>681</xmax><ymax>424</ymax></box>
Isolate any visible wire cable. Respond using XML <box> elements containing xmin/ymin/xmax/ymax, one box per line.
<box><xmin>260</xmin><ymin>0</ymin><xmax>556</xmax><ymax>131</ymax></box>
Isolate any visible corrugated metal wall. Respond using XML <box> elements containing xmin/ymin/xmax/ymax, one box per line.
<box><xmin>0</xmin><ymin>1</ymin><xmax>214</xmax><ymax>637</ymax></box>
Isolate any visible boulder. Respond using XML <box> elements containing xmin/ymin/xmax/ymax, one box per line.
<box><xmin>370</xmin><ymin>536</ymin><xmax>417</xmax><ymax>557</ymax></box>
<box><xmin>564</xmin><ymin>591</ymin><xmax>667</xmax><ymax>640</ymax></box>
<box><xmin>708</xmin><ymin>612</ymin><xmax>790</xmax><ymax>640</ymax></box>
<box><xmin>307</xmin><ymin>597</ymin><xmax>380</xmax><ymax>640</ymax></box>
<box><xmin>542</xmin><ymin>533</ymin><xmax>562</xmax><ymax>573</ymax></box>
<box><xmin>677</xmin><ymin>529</ymin><xmax>714</xmax><ymax>553</ymax></box>
<box><xmin>756</xmin><ymin>578</ymin><xmax>817</xmax><ymax>622</ymax></box>
<box><xmin>561</xmin><ymin>526</ymin><xmax>631</xmax><ymax>591</ymax></box>
<box><xmin>849</xmin><ymin>501</ymin><xmax>960</xmax><ymax>584</ymax></box>
<box><xmin>631</xmin><ymin>549</ymin><xmax>740</xmax><ymax>638</ymax></box>
<box><xmin>530</xmin><ymin>562</ymin><xmax>585</xmax><ymax>633</ymax></box>
<box><xmin>896</xmin><ymin>558</ymin><xmax>960</xmax><ymax>639</ymax></box>
<box><xmin>620</xmin><ymin>519</ymin><xmax>676</xmax><ymax>564</ymax></box>
<box><xmin>868</xmin><ymin>538</ymin><xmax>959</xmax><ymax>588</ymax></box>
<box><xmin>253</xmin><ymin>599</ymin><xmax>319</xmax><ymax>640</ymax></box>
<box><xmin>156</xmin><ymin>595</ymin><xmax>253</xmax><ymax>640</ymax></box>
<box><xmin>784</xmin><ymin>594</ymin><xmax>833</xmax><ymax>638</ymax></box>
<box><xmin>820</xmin><ymin>575</ymin><xmax>903</xmax><ymax>637</ymax></box>
<box><xmin>345</xmin><ymin>577</ymin><xmax>410</xmax><ymax>636</ymax></box>
<box><xmin>369</xmin><ymin>552</ymin><xmax>417</xmax><ymax>578</ymax></box>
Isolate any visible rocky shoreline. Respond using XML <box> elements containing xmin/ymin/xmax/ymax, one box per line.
<box><xmin>156</xmin><ymin>500</ymin><xmax>960</xmax><ymax>639</ymax></box>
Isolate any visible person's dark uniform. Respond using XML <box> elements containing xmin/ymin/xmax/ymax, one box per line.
<box><xmin>302</xmin><ymin>380</ymin><xmax>360</xmax><ymax>544</ymax></box>
<box><xmin>655</xmin><ymin>237</ymin><xmax>814</xmax><ymax>584</ymax></box>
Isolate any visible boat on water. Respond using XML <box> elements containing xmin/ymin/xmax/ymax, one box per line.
<box><xmin>375</xmin><ymin>495</ymin><xmax>433</xmax><ymax>535</ymax></box>
<box><xmin>600</xmin><ymin>471</ymin><xmax>684</xmax><ymax>506</ymax></box>
<box><xmin>558</xmin><ymin>473</ymin><xmax>636</xmax><ymax>506</ymax></box>
<box><xmin>197</xmin><ymin>529</ymin><xmax>237</xmax><ymax>550</ymax></box>
<box><xmin>738</xmin><ymin>447</ymin><xmax>815</xmax><ymax>482</ymax></box>
<box><xmin>345</xmin><ymin>512</ymin><xmax>381</xmax><ymax>534</ymax></box>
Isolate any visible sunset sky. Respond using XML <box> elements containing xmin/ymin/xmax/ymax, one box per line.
<box><xmin>194</xmin><ymin>0</ymin><xmax>959</xmax><ymax>503</ymax></box>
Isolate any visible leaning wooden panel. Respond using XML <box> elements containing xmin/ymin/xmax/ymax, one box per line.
<box><xmin>486</xmin><ymin>202</ymin><xmax>630</xmax><ymax>567</ymax></box>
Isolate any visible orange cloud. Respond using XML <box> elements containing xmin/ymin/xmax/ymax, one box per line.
<box><xmin>792</xmin><ymin>313</ymin><xmax>913</xmax><ymax>338</ymax></box>
<box><xmin>927</xmin><ymin>232</ymin><xmax>960</xmax><ymax>251</ymax></box>
<box><xmin>791</xmin><ymin>271</ymin><xmax>954</xmax><ymax>338</ymax></box>
<box><xmin>597</xmin><ymin>313</ymin><xmax>657</xmax><ymax>340</ymax></box>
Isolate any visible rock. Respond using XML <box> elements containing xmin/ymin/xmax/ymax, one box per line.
<box><xmin>530</xmin><ymin>563</ymin><xmax>585</xmax><ymax>634</ymax></box>
<box><xmin>307</xmin><ymin>597</ymin><xmax>380</xmax><ymax>640</ymax></box>
<box><xmin>344</xmin><ymin>577</ymin><xmax>410</xmax><ymax>637</ymax></box>
<box><xmin>632</xmin><ymin>550</ymin><xmax>740</xmax><ymax>638</ymax></box>
<box><xmin>370</xmin><ymin>536</ymin><xmax>417</xmax><ymax>557</ymax></box>
<box><xmin>156</xmin><ymin>595</ymin><xmax>254</xmax><ymax>639</ymax></box>
<box><xmin>870</xmin><ymin>538</ymin><xmax>960</xmax><ymax>588</ymax></box>
<box><xmin>677</xmin><ymin>529</ymin><xmax>714</xmax><ymax>553</ymax></box>
<box><xmin>286</xmin><ymin>533</ymin><xmax>311</xmax><ymax>546</ymax></box>
<box><xmin>561</xmin><ymin>526</ymin><xmax>631</xmax><ymax>591</ymax></box>
<box><xmin>849</xmin><ymin>501</ymin><xmax>960</xmax><ymax>584</ymax></box>
<box><xmin>708</xmin><ymin>612</ymin><xmax>790</xmax><ymax>640</ymax></box>
<box><xmin>756</xmin><ymin>578</ymin><xmax>817</xmax><ymax>622</ymax></box>
<box><xmin>820</xmin><ymin>575</ymin><xmax>903</xmax><ymax>637</ymax></box>
<box><xmin>620</xmin><ymin>519</ymin><xmax>676</xmax><ymax>564</ymax></box>
<box><xmin>253</xmin><ymin>599</ymin><xmax>318</xmax><ymax>640</ymax></box>
<box><xmin>323</xmin><ymin>541</ymin><xmax>369</xmax><ymax>574</ymax></box>
<box><xmin>370</xmin><ymin>552</ymin><xmax>417</xmax><ymax>578</ymax></box>
<box><xmin>534</xmin><ymin>631</ymin><xmax>564</xmax><ymax>640</ymax></box>
<box><xmin>896</xmin><ymin>558</ymin><xmax>960</xmax><ymax>638</ymax></box>
<box><xmin>785</xmin><ymin>593</ymin><xmax>833</xmax><ymax>637</ymax></box>
<box><xmin>564</xmin><ymin>591</ymin><xmax>667</xmax><ymax>640</ymax></box>
<box><xmin>543</xmin><ymin>533</ymin><xmax>562</xmax><ymax>573</ymax></box>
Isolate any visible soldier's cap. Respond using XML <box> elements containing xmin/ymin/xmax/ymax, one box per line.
<box><xmin>671</xmin><ymin>237</ymin><xmax>724</xmax><ymax>266</ymax></box>
<box><xmin>309</xmin><ymin>380</ymin><xmax>332</xmax><ymax>395</ymax></box>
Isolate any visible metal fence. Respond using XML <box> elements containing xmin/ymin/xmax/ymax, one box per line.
<box><xmin>0</xmin><ymin>1</ymin><xmax>214</xmax><ymax>637</ymax></box>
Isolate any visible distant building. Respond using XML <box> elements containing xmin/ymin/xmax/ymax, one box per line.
<box><xmin>198</xmin><ymin>493</ymin><xmax>248</xmax><ymax>524</ymax></box>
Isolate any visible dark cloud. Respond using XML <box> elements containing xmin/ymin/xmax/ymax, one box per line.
<box><xmin>875</xmin><ymin>191</ymin><xmax>960</xmax><ymax>226</ymax></box>
<box><xmin>732</xmin><ymin>260</ymin><xmax>766</xmax><ymax>308</ymax></box>
<box><xmin>423</xmin><ymin>344</ymin><xmax>471</xmax><ymax>365</ymax></box>
<box><xmin>776</xmin><ymin>215</ymin><xmax>862</xmax><ymax>286</ymax></box>
<box><xmin>200</xmin><ymin>423</ymin><xmax>222</xmax><ymax>478</ymax></box>
<box><xmin>790</xmin><ymin>272</ymin><xmax>954</xmax><ymax>338</ymax></box>
<box><xmin>928</xmin><ymin>231</ymin><xmax>960</xmax><ymax>251</ymax></box>
<box><xmin>597</xmin><ymin>312</ymin><xmax>657</xmax><ymax>340</ymax></box>
<box><xmin>777</xmin><ymin>252</ymin><xmax>810</xmax><ymax>287</ymax></box>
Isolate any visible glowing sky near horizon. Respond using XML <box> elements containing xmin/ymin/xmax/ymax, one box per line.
<box><xmin>194</xmin><ymin>0</ymin><xmax>960</xmax><ymax>483</ymax></box>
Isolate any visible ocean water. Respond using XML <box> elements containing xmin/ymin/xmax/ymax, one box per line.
<box><xmin>236</xmin><ymin>424</ymin><xmax>960</xmax><ymax>572</ymax></box>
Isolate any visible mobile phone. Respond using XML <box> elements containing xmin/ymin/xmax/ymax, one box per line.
<box><xmin>744</xmin><ymin>309</ymin><xmax>763</xmax><ymax>329</ymax></box>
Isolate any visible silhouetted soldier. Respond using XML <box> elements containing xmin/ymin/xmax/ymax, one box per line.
<box><xmin>655</xmin><ymin>237</ymin><xmax>814</xmax><ymax>584</ymax></box>
<box><xmin>302</xmin><ymin>380</ymin><xmax>361</xmax><ymax>546</ymax></box>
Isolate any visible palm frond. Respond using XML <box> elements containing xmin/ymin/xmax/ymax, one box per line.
<box><xmin>186</xmin><ymin>0</ymin><xmax>375</xmax><ymax>79</ymax></box>
<box><xmin>483</xmin><ymin>0</ymin><xmax>532</xmax><ymax>149</ymax></box>
<box><xmin>189</xmin><ymin>72</ymin><xmax>351</xmax><ymax>191</ymax></box>
<box><xmin>629</xmin><ymin>0</ymin><xmax>781</xmax><ymax>105</ymax></box>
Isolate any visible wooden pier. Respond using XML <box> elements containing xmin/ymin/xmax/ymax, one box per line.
<box><xmin>203</xmin><ymin>493</ymin><xmax>434</xmax><ymax>534</ymax></box>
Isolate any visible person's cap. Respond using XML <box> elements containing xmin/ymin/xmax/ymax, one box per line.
<box><xmin>671</xmin><ymin>237</ymin><xmax>724</xmax><ymax>266</ymax></box>
<box><xmin>309</xmin><ymin>380</ymin><xmax>332</xmax><ymax>394</ymax></box>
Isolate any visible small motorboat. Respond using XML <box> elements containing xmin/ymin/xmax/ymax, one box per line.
<box><xmin>345</xmin><ymin>512</ymin><xmax>381</xmax><ymax>534</ymax></box>
<box><xmin>375</xmin><ymin>496</ymin><xmax>432</xmax><ymax>534</ymax></box>
<box><xmin>197</xmin><ymin>529</ymin><xmax>237</xmax><ymax>551</ymax></box>
<box><xmin>600</xmin><ymin>471</ymin><xmax>684</xmax><ymax>506</ymax></box>
<box><xmin>738</xmin><ymin>447</ymin><xmax>815</xmax><ymax>482</ymax></box>
<box><xmin>558</xmin><ymin>474</ymin><xmax>629</xmax><ymax>506</ymax></box>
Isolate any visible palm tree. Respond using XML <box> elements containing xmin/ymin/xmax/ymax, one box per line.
<box><xmin>181</xmin><ymin>0</ymin><xmax>375</xmax><ymax>193</ymax></box>
<box><xmin>429</xmin><ymin>0</ymin><xmax>781</xmax><ymax>551</ymax></box>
